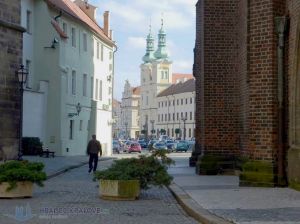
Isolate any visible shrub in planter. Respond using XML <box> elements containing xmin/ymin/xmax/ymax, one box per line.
<box><xmin>22</xmin><ymin>137</ymin><xmax>43</xmax><ymax>155</ymax></box>
<box><xmin>94</xmin><ymin>150</ymin><xmax>174</xmax><ymax>199</ymax></box>
<box><xmin>0</xmin><ymin>160</ymin><xmax>47</xmax><ymax>197</ymax></box>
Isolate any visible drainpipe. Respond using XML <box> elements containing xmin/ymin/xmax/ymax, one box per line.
<box><xmin>111</xmin><ymin>44</ymin><xmax>118</xmax><ymax>140</ymax></box>
<box><xmin>275</xmin><ymin>16</ymin><xmax>288</xmax><ymax>186</ymax></box>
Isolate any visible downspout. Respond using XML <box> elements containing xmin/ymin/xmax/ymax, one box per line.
<box><xmin>112</xmin><ymin>44</ymin><xmax>118</xmax><ymax>139</ymax></box>
<box><xmin>275</xmin><ymin>16</ymin><xmax>288</xmax><ymax>186</ymax></box>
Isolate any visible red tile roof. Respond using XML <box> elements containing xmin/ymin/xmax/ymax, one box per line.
<box><xmin>172</xmin><ymin>73</ymin><xmax>194</xmax><ymax>84</ymax></box>
<box><xmin>157</xmin><ymin>79</ymin><xmax>195</xmax><ymax>97</ymax></box>
<box><xmin>46</xmin><ymin>0</ymin><xmax>114</xmax><ymax>46</ymax></box>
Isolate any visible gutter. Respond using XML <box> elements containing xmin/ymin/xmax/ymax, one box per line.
<box><xmin>275</xmin><ymin>16</ymin><xmax>288</xmax><ymax>186</ymax></box>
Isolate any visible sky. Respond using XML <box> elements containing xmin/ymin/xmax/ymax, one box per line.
<box><xmin>89</xmin><ymin>0</ymin><xmax>197</xmax><ymax>100</ymax></box>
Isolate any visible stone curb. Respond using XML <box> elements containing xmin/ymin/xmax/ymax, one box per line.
<box><xmin>47</xmin><ymin>157</ymin><xmax>114</xmax><ymax>179</ymax></box>
<box><xmin>168</xmin><ymin>183</ymin><xmax>234</xmax><ymax>224</ymax></box>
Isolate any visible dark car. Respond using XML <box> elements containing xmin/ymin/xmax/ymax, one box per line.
<box><xmin>138</xmin><ymin>140</ymin><xmax>148</xmax><ymax>148</ymax></box>
<box><xmin>152</xmin><ymin>142</ymin><xmax>168</xmax><ymax>152</ymax></box>
<box><xmin>174</xmin><ymin>141</ymin><xmax>189</xmax><ymax>152</ymax></box>
<box><xmin>128</xmin><ymin>143</ymin><xmax>142</xmax><ymax>153</ymax></box>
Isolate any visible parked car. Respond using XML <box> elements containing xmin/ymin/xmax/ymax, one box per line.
<box><xmin>112</xmin><ymin>140</ymin><xmax>120</xmax><ymax>154</ymax></box>
<box><xmin>138</xmin><ymin>140</ymin><xmax>148</xmax><ymax>149</ymax></box>
<box><xmin>165</xmin><ymin>140</ymin><xmax>176</xmax><ymax>152</ymax></box>
<box><xmin>174</xmin><ymin>141</ymin><xmax>189</xmax><ymax>152</ymax></box>
<box><xmin>159</xmin><ymin>135</ymin><xmax>169</xmax><ymax>141</ymax></box>
<box><xmin>147</xmin><ymin>140</ymin><xmax>157</xmax><ymax>151</ymax></box>
<box><xmin>122</xmin><ymin>141</ymin><xmax>132</xmax><ymax>152</ymax></box>
<box><xmin>152</xmin><ymin>142</ymin><xmax>168</xmax><ymax>152</ymax></box>
<box><xmin>128</xmin><ymin>143</ymin><xmax>142</xmax><ymax>153</ymax></box>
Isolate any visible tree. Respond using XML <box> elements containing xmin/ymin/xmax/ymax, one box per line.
<box><xmin>160</xmin><ymin>129</ymin><xmax>166</xmax><ymax>135</ymax></box>
<box><xmin>175</xmin><ymin>128</ymin><xmax>180</xmax><ymax>134</ymax></box>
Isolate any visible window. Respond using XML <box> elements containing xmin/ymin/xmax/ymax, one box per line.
<box><xmin>101</xmin><ymin>44</ymin><xmax>104</xmax><ymax>61</ymax></box>
<box><xmin>177</xmin><ymin>113</ymin><xmax>179</xmax><ymax>120</ymax></box>
<box><xmin>181</xmin><ymin>99</ymin><xmax>183</xmax><ymax>105</ymax></box>
<box><xmin>69</xmin><ymin>120</ymin><xmax>74</xmax><ymax>140</ymax></box>
<box><xmin>173</xmin><ymin>113</ymin><xmax>175</xmax><ymax>121</ymax></box>
<box><xmin>79</xmin><ymin>120</ymin><xmax>83</xmax><ymax>131</ymax></box>
<box><xmin>109</xmin><ymin>64</ymin><xmax>113</xmax><ymax>71</ymax></box>
<box><xmin>181</xmin><ymin>112</ymin><xmax>183</xmax><ymax>119</ymax></box>
<box><xmin>162</xmin><ymin>114</ymin><xmax>164</xmax><ymax>121</ymax></box>
<box><xmin>161</xmin><ymin>71</ymin><xmax>164</xmax><ymax>79</ymax></box>
<box><xmin>83</xmin><ymin>33</ymin><xmax>87</xmax><ymax>51</ymax></box>
<box><xmin>158</xmin><ymin>115</ymin><xmax>160</xmax><ymax>122</ymax></box>
<box><xmin>190</xmin><ymin>97</ymin><xmax>193</xmax><ymax>104</ymax></box>
<box><xmin>108</xmin><ymin>87</ymin><xmax>112</xmax><ymax>95</ymax></box>
<box><xmin>83</xmin><ymin>74</ymin><xmax>87</xmax><ymax>96</ymax></box>
<box><xmin>168</xmin><ymin>114</ymin><xmax>170</xmax><ymax>121</ymax></box>
<box><xmin>190</xmin><ymin>111</ymin><xmax>193</xmax><ymax>120</ymax></box>
<box><xmin>169</xmin><ymin>101</ymin><xmax>171</xmax><ymax>106</ymax></box>
<box><xmin>186</xmin><ymin>98</ymin><xmax>188</xmax><ymax>104</ymax></box>
<box><xmin>71</xmin><ymin>70</ymin><xmax>76</xmax><ymax>95</ymax></box>
<box><xmin>25</xmin><ymin>60</ymin><xmax>31</xmax><ymax>88</ymax></box>
<box><xmin>165</xmin><ymin>101</ymin><xmax>167</xmax><ymax>106</ymax></box>
<box><xmin>185</xmin><ymin>112</ymin><xmax>188</xmax><ymax>118</ymax></box>
<box><xmin>71</xmin><ymin>28</ymin><xmax>76</xmax><ymax>47</ymax></box>
<box><xmin>173</xmin><ymin>100</ymin><xmax>175</xmax><ymax>106</ymax></box>
<box><xmin>95</xmin><ymin>79</ymin><xmax>98</xmax><ymax>100</ymax></box>
<box><xmin>177</xmin><ymin>99</ymin><xmax>179</xmax><ymax>105</ymax></box>
<box><xmin>158</xmin><ymin>102</ymin><xmax>160</xmax><ymax>108</ymax></box>
<box><xmin>189</xmin><ymin>128</ymin><xmax>191</xmax><ymax>138</ymax></box>
<box><xmin>99</xmin><ymin>80</ymin><xmax>102</xmax><ymax>100</ymax></box>
<box><xmin>146</xmin><ymin>96</ymin><xmax>148</xmax><ymax>105</ymax></box>
<box><xmin>165</xmin><ymin>114</ymin><xmax>167</xmax><ymax>121</ymax></box>
<box><xmin>109</xmin><ymin>51</ymin><xmax>113</xmax><ymax>60</ymax></box>
<box><xmin>96</xmin><ymin>42</ymin><xmax>100</xmax><ymax>59</ymax></box>
<box><xmin>165</xmin><ymin>71</ymin><xmax>168</xmax><ymax>79</ymax></box>
<box><xmin>63</xmin><ymin>22</ymin><xmax>67</xmax><ymax>35</ymax></box>
<box><xmin>90</xmin><ymin>77</ymin><xmax>93</xmax><ymax>98</ymax></box>
<box><xmin>26</xmin><ymin>10</ymin><xmax>31</xmax><ymax>34</ymax></box>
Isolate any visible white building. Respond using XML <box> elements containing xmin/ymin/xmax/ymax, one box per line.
<box><xmin>120</xmin><ymin>81</ymin><xmax>140</xmax><ymax>139</ymax></box>
<box><xmin>156</xmin><ymin>79</ymin><xmax>196</xmax><ymax>140</ymax></box>
<box><xmin>21</xmin><ymin>0</ymin><xmax>116</xmax><ymax>155</ymax></box>
<box><xmin>140</xmin><ymin>21</ymin><xmax>172</xmax><ymax>137</ymax></box>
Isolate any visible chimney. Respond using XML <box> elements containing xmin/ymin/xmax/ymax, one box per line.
<box><xmin>103</xmin><ymin>11</ymin><xmax>110</xmax><ymax>37</ymax></box>
<box><xmin>74</xmin><ymin>0</ymin><xmax>97</xmax><ymax>21</ymax></box>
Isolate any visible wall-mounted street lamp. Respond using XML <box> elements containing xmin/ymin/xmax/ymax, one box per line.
<box><xmin>181</xmin><ymin>116</ymin><xmax>187</xmax><ymax>140</ymax></box>
<box><xmin>16</xmin><ymin>64</ymin><xmax>28</xmax><ymax>160</ymax></box>
<box><xmin>68</xmin><ymin>103</ymin><xmax>81</xmax><ymax>118</ymax></box>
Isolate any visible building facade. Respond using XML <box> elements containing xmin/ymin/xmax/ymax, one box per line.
<box><xmin>140</xmin><ymin>22</ymin><xmax>173</xmax><ymax>137</ymax></box>
<box><xmin>0</xmin><ymin>0</ymin><xmax>25</xmax><ymax>160</ymax></box>
<box><xmin>120</xmin><ymin>81</ymin><xmax>140</xmax><ymax>139</ymax></box>
<box><xmin>21</xmin><ymin>0</ymin><xmax>115</xmax><ymax>156</ymax></box>
<box><xmin>194</xmin><ymin>0</ymin><xmax>300</xmax><ymax>188</ymax></box>
<box><xmin>157</xmin><ymin>79</ymin><xmax>196</xmax><ymax>140</ymax></box>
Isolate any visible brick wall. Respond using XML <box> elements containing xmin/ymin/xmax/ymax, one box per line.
<box><xmin>0</xmin><ymin>0</ymin><xmax>23</xmax><ymax>160</ymax></box>
<box><xmin>195</xmin><ymin>0</ymin><xmax>239</xmax><ymax>156</ymax></box>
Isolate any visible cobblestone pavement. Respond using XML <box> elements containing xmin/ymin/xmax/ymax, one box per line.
<box><xmin>0</xmin><ymin>159</ymin><xmax>199</xmax><ymax>224</ymax></box>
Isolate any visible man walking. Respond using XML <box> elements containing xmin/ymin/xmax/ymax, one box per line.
<box><xmin>87</xmin><ymin>134</ymin><xmax>102</xmax><ymax>173</ymax></box>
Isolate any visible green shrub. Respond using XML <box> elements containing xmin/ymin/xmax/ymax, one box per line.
<box><xmin>0</xmin><ymin>160</ymin><xmax>47</xmax><ymax>191</ymax></box>
<box><xmin>94</xmin><ymin>151</ymin><xmax>174</xmax><ymax>189</ymax></box>
<box><xmin>22</xmin><ymin>137</ymin><xmax>43</xmax><ymax>155</ymax></box>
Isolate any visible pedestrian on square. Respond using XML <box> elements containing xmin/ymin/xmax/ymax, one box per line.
<box><xmin>87</xmin><ymin>134</ymin><xmax>102</xmax><ymax>173</ymax></box>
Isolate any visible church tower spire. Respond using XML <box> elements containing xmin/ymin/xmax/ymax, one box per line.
<box><xmin>142</xmin><ymin>21</ymin><xmax>155</xmax><ymax>63</ymax></box>
<box><xmin>154</xmin><ymin>17</ymin><xmax>169</xmax><ymax>60</ymax></box>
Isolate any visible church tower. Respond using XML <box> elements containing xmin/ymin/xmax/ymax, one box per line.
<box><xmin>139</xmin><ymin>19</ymin><xmax>173</xmax><ymax>138</ymax></box>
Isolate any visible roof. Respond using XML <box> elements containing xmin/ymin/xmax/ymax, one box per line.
<box><xmin>46</xmin><ymin>0</ymin><xmax>114</xmax><ymax>47</ymax></box>
<box><xmin>132</xmin><ymin>86</ymin><xmax>141</xmax><ymax>95</ymax></box>
<box><xmin>157</xmin><ymin>79</ymin><xmax>195</xmax><ymax>97</ymax></box>
<box><xmin>172</xmin><ymin>73</ymin><xmax>194</xmax><ymax>84</ymax></box>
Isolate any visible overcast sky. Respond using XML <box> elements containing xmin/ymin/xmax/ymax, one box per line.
<box><xmin>89</xmin><ymin>0</ymin><xmax>197</xmax><ymax>100</ymax></box>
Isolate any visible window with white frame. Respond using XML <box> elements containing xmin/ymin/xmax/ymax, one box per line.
<box><xmin>83</xmin><ymin>33</ymin><xmax>87</xmax><ymax>52</ymax></box>
<box><xmin>26</xmin><ymin>10</ymin><xmax>32</xmax><ymax>34</ymax></box>
<box><xmin>96</xmin><ymin>42</ymin><xmax>100</xmax><ymax>59</ymax></box>
<box><xmin>83</xmin><ymin>74</ymin><xmax>87</xmax><ymax>96</ymax></box>
<box><xmin>71</xmin><ymin>70</ymin><xmax>76</xmax><ymax>95</ymax></box>
<box><xmin>99</xmin><ymin>80</ymin><xmax>102</xmax><ymax>100</ymax></box>
<box><xmin>71</xmin><ymin>27</ymin><xmax>76</xmax><ymax>47</ymax></box>
<box><xmin>69</xmin><ymin>120</ymin><xmax>74</xmax><ymax>140</ymax></box>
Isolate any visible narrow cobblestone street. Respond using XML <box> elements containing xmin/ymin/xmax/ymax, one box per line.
<box><xmin>0</xmin><ymin>159</ymin><xmax>198</xmax><ymax>224</ymax></box>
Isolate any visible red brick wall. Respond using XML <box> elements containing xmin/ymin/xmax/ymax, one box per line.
<box><xmin>195</xmin><ymin>0</ymin><xmax>239</xmax><ymax>156</ymax></box>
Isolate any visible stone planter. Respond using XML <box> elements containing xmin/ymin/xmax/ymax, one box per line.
<box><xmin>0</xmin><ymin>181</ymin><xmax>33</xmax><ymax>198</ymax></box>
<box><xmin>99</xmin><ymin>179</ymin><xmax>140</xmax><ymax>200</ymax></box>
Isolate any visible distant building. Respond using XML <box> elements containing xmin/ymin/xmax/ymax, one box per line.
<box><xmin>0</xmin><ymin>0</ymin><xmax>25</xmax><ymax>160</ymax></box>
<box><xmin>157</xmin><ymin>79</ymin><xmax>195</xmax><ymax>140</ymax></box>
<box><xmin>112</xmin><ymin>99</ymin><xmax>121</xmax><ymax>139</ymax></box>
<box><xmin>172</xmin><ymin>73</ymin><xmax>194</xmax><ymax>84</ymax></box>
<box><xmin>120</xmin><ymin>80</ymin><xmax>140</xmax><ymax>139</ymax></box>
<box><xmin>21</xmin><ymin>0</ymin><xmax>116</xmax><ymax>156</ymax></box>
<box><xmin>140</xmin><ymin>21</ymin><xmax>173</xmax><ymax>137</ymax></box>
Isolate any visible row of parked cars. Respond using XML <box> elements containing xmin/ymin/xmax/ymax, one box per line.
<box><xmin>112</xmin><ymin>138</ymin><xmax>194</xmax><ymax>154</ymax></box>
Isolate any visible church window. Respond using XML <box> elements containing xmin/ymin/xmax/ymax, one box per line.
<box><xmin>165</xmin><ymin>71</ymin><xmax>168</xmax><ymax>79</ymax></box>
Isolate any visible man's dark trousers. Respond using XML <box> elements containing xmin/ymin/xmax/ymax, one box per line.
<box><xmin>89</xmin><ymin>153</ymin><xmax>99</xmax><ymax>172</ymax></box>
